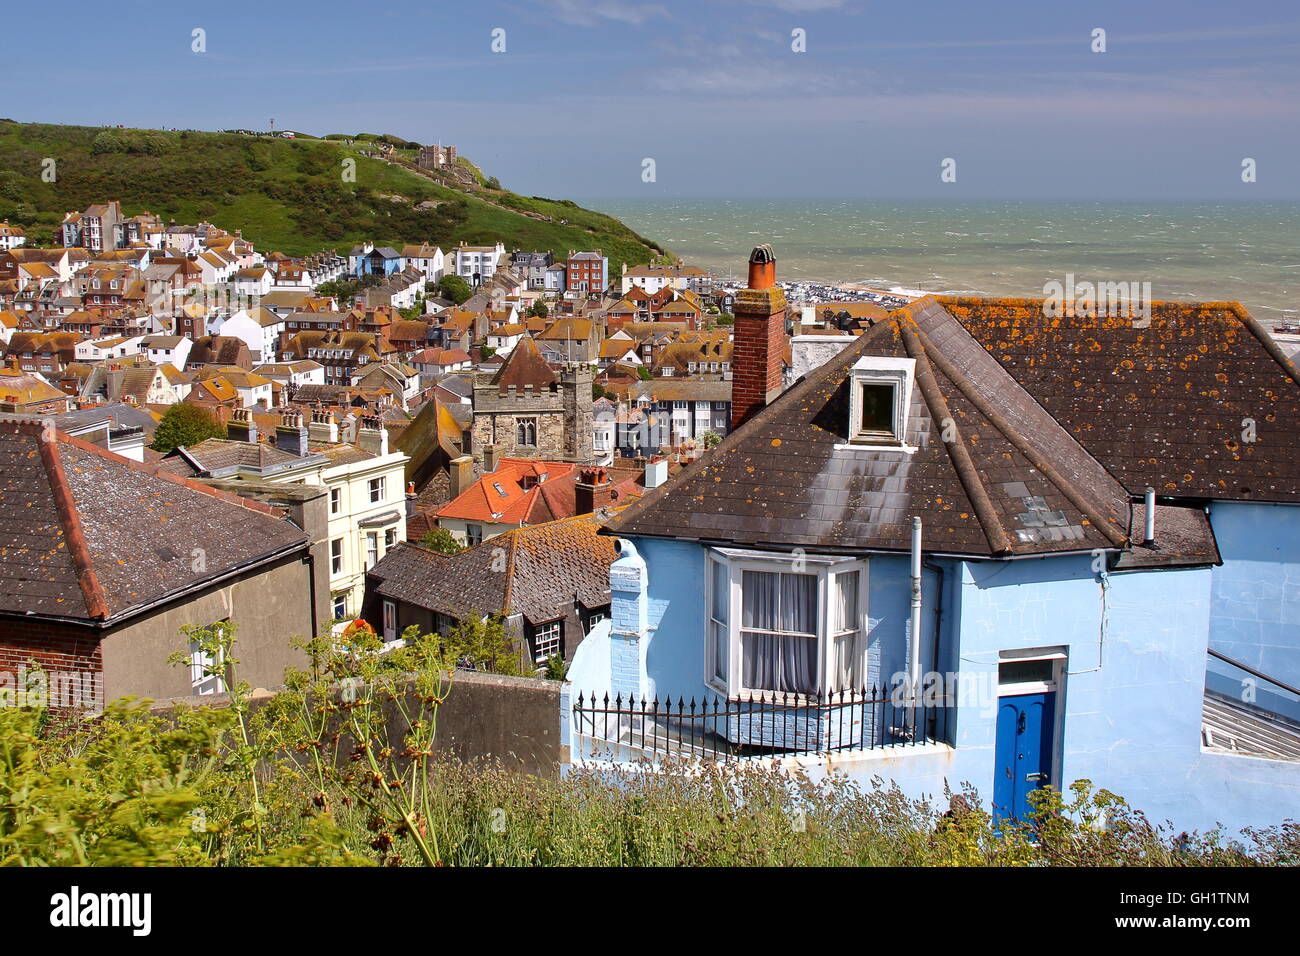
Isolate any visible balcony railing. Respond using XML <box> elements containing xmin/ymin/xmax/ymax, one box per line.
<box><xmin>571</xmin><ymin>687</ymin><xmax>951</xmax><ymax>762</ymax></box>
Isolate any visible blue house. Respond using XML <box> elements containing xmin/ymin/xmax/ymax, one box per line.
<box><xmin>349</xmin><ymin>243</ymin><xmax>405</xmax><ymax>279</ymax></box>
<box><xmin>564</xmin><ymin>248</ymin><xmax>1300</xmax><ymax>834</ymax></box>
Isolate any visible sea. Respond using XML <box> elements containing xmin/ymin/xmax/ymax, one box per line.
<box><xmin>586</xmin><ymin>199</ymin><xmax>1300</xmax><ymax>324</ymax></box>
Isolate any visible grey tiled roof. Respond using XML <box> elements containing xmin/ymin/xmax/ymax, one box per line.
<box><xmin>0</xmin><ymin>421</ymin><xmax>308</xmax><ymax>622</ymax></box>
<box><xmin>371</xmin><ymin>513</ymin><xmax>618</xmax><ymax>625</ymax></box>
<box><xmin>605</xmin><ymin>304</ymin><xmax>1137</xmax><ymax>558</ymax></box>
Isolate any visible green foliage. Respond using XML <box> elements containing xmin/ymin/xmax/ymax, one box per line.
<box><xmin>438</xmin><ymin>274</ymin><xmax>472</xmax><ymax>304</ymax></box>
<box><xmin>444</xmin><ymin>615</ymin><xmax>520</xmax><ymax>676</ymax></box>
<box><xmin>592</xmin><ymin>382</ymin><xmax>614</xmax><ymax>401</ymax></box>
<box><xmin>636</xmin><ymin>366</ymin><xmax>653</xmax><ymax>381</ymax></box>
<box><xmin>151</xmin><ymin>403</ymin><xmax>226</xmax><ymax>453</ymax></box>
<box><xmin>0</xmin><ymin>700</ymin><xmax>226</xmax><ymax>865</ymax></box>
<box><xmin>316</xmin><ymin>278</ymin><xmax>361</xmax><ymax>301</ymax></box>
<box><xmin>418</xmin><ymin>526</ymin><xmax>464</xmax><ymax>555</ymax></box>
<box><xmin>542</xmin><ymin>654</ymin><xmax>568</xmax><ymax>681</ymax></box>
<box><xmin>715</xmin><ymin>312</ymin><xmax>734</xmax><ymax>326</ymax></box>
<box><xmin>277</xmin><ymin>624</ymin><xmax>457</xmax><ymax>865</ymax></box>
<box><xmin>3</xmin><ymin>613</ymin><xmax>1295</xmax><ymax>866</ymax></box>
<box><xmin>700</xmin><ymin>429</ymin><xmax>723</xmax><ymax>449</ymax></box>
<box><xmin>0</xmin><ymin>121</ymin><xmax>662</xmax><ymax>263</ymax></box>
<box><xmin>528</xmin><ymin>299</ymin><xmax>549</xmax><ymax>318</ymax></box>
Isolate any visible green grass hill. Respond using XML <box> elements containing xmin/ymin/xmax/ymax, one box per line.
<box><xmin>0</xmin><ymin>120</ymin><xmax>667</xmax><ymax>268</ymax></box>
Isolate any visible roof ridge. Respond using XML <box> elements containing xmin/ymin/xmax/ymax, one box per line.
<box><xmin>1230</xmin><ymin>301</ymin><xmax>1300</xmax><ymax>391</ymax></box>
<box><xmin>35</xmin><ymin>425</ymin><xmax>111</xmax><ymax>620</ymax></box>
<box><xmin>60</xmin><ymin>431</ymin><xmax>287</xmax><ymax>518</ymax></box>
<box><xmin>897</xmin><ymin>319</ymin><xmax>1011</xmax><ymax>556</ymax></box>
<box><xmin>499</xmin><ymin>531</ymin><xmax>518</xmax><ymax>612</ymax></box>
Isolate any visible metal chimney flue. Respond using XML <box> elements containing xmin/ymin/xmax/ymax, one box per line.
<box><xmin>1143</xmin><ymin>487</ymin><xmax>1156</xmax><ymax>546</ymax></box>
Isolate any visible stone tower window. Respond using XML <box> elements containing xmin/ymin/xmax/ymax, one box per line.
<box><xmin>517</xmin><ymin>417</ymin><xmax>537</xmax><ymax>447</ymax></box>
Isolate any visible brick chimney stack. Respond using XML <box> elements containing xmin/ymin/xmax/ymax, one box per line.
<box><xmin>575</xmin><ymin>466</ymin><xmax>613</xmax><ymax>515</ymax></box>
<box><xmin>730</xmin><ymin>244</ymin><xmax>786</xmax><ymax>431</ymax></box>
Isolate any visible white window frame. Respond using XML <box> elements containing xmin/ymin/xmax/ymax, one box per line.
<box><xmin>330</xmin><ymin>537</ymin><xmax>344</xmax><ymax>574</ymax></box>
<box><xmin>368</xmin><ymin>476</ymin><xmax>385</xmax><ymax>504</ymax></box>
<box><xmin>189</xmin><ymin>638</ymin><xmax>225</xmax><ymax>696</ymax></box>
<box><xmin>705</xmin><ymin>547</ymin><xmax>868</xmax><ymax>701</ymax></box>
<box><xmin>532</xmin><ymin>619</ymin><xmax>562</xmax><ymax>664</ymax></box>
<box><xmin>846</xmin><ymin>355</ymin><xmax>915</xmax><ymax>449</ymax></box>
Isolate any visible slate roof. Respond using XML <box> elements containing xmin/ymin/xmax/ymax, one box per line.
<box><xmin>158</xmin><ymin>439</ymin><xmax>307</xmax><ymax>476</ymax></box>
<box><xmin>370</xmin><ymin>512</ymin><xmax>620</xmax><ymax>625</ymax></box>
<box><xmin>0</xmin><ymin>421</ymin><xmax>308</xmax><ymax>623</ymax></box>
<box><xmin>606</xmin><ymin>304</ymin><xmax>1144</xmax><ymax>559</ymax></box>
<box><xmin>632</xmin><ymin>380</ymin><xmax>731</xmax><ymax>403</ymax></box>
<box><xmin>936</xmin><ymin>297</ymin><xmax>1300</xmax><ymax>503</ymax></box>
<box><xmin>489</xmin><ymin>336</ymin><xmax>556</xmax><ymax>389</ymax></box>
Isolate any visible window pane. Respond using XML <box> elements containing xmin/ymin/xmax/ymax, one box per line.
<box><xmin>781</xmin><ymin>573</ymin><xmax>816</xmax><ymax>634</ymax></box>
<box><xmin>860</xmin><ymin>384</ymin><xmax>894</xmax><ymax>432</ymax></box>
<box><xmin>741</xmin><ymin>570</ymin><xmax>777</xmax><ymax>631</ymax></box>
<box><xmin>834</xmin><ymin>571</ymin><xmax>858</xmax><ymax>632</ymax></box>
<box><xmin>742</xmin><ymin>632</ymin><xmax>818</xmax><ymax>695</ymax></box>
<box><xmin>713</xmin><ymin>620</ymin><xmax>728</xmax><ymax>682</ymax></box>
<box><xmin>710</xmin><ymin>559</ymin><xmax>728</xmax><ymax>624</ymax></box>
<box><xmin>999</xmin><ymin>659</ymin><xmax>1055</xmax><ymax>685</ymax></box>
<box><xmin>831</xmin><ymin>633</ymin><xmax>861</xmax><ymax>692</ymax></box>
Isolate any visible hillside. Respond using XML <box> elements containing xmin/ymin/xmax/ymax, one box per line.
<box><xmin>0</xmin><ymin>120</ymin><xmax>667</xmax><ymax>267</ymax></box>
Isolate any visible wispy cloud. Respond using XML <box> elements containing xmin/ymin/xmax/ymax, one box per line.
<box><xmin>535</xmin><ymin>0</ymin><xmax>670</xmax><ymax>26</ymax></box>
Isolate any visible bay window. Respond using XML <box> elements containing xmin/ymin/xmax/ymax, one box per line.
<box><xmin>707</xmin><ymin>548</ymin><xmax>866</xmax><ymax>698</ymax></box>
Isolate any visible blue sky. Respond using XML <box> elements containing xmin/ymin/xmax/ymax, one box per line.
<box><xmin>8</xmin><ymin>0</ymin><xmax>1300</xmax><ymax>199</ymax></box>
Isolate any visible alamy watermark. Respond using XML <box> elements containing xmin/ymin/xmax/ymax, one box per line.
<box><xmin>1042</xmin><ymin>273</ymin><xmax>1152</xmax><ymax>327</ymax></box>
<box><xmin>0</xmin><ymin>665</ymin><xmax>100</xmax><ymax>710</ymax></box>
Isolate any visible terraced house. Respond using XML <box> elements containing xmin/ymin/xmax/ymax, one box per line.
<box><xmin>565</xmin><ymin>247</ymin><xmax>1300</xmax><ymax>834</ymax></box>
<box><xmin>158</xmin><ymin>409</ymin><xmax>409</xmax><ymax>621</ymax></box>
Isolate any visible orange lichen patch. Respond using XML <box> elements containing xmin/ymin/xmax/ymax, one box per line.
<box><xmin>770</xmin><ymin>439</ymin><xmax>781</xmax><ymax>447</ymax></box>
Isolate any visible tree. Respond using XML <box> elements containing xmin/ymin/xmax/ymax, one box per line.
<box><xmin>528</xmin><ymin>299</ymin><xmax>549</xmax><ymax>319</ymax></box>
<box><xmin>151</xmin><ymin>403</ymin><xmax>227</xmax><ymax>454</ymax></box>
<box><xmin>445</xmin><ymin>614</ymin><xmax>520</xmax><ymax>676</ymax></box>
<box><xmin>418</xmin><ymin>527</ymin><xmax>464</xmax><ymax>555</ymax></box>
<box><xmin>438</xmin><ymin>274</ymin><xmax>472</xmax><ymax>305</ymax></box>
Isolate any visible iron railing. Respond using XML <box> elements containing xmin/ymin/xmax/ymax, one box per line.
<box><xmin>571</xmin><ymin>687</ymin><xmax>951</xmax><ymax>761</ymax></box>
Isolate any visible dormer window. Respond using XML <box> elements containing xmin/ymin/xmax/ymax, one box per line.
<box><xmin>847</xmin><ymin>356</ymin><xmax>915</xmax><ymax>449</ymax></box>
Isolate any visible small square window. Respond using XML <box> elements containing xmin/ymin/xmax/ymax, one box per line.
<box><xmin>858</xmin><ymin>383</ymin><xmax>895</xmax><ymax>436</ymax></box>
<box><xmin>532</xmin><ymin>620</ymin><xmax>562</xmax><ymax>664</ymax></box>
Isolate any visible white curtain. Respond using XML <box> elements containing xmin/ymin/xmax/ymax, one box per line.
<box><xmin>830</xmin><ymin>571</ymin><xmax>861</xmax><ymax>691</ymax></box>
<box><xmin>741</xmin><ymin>570</ymin><xmax>817</xmax><ymax>694</ymax></box>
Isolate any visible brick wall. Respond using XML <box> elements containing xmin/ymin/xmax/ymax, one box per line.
<box><xmin>0</xmin><ymin>619</ymin><xmax>103</xmax><ymax>712</ymax></box>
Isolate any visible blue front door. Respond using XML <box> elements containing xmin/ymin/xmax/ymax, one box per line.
<box><xmin>993</xmin><ymin>692</ymin><xmax>1056</xmax><ymax>826</ymax></box>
